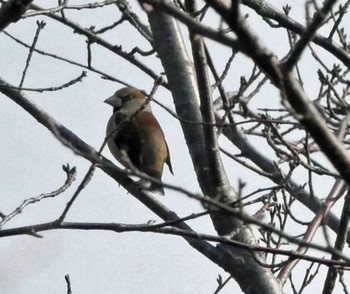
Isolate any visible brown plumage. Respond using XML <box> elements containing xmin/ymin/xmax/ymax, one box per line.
<box><xmin>104</xmin><ymin>87</ymin><xmax>173</xmax><ymax>195</ymax></box>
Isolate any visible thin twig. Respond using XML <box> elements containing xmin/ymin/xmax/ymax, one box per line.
<box><xmin>0</xmin><ymin>164</ymin><xmax>76</xmax><ymax>229</ymax></box>
<box><xmin>19</xmin><ymin>20</ymin><xmax>46</xmax><ymax>87</ymax></box>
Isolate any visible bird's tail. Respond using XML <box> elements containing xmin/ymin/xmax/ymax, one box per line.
<box><xmin>149</xmin><ymin>182</ymin><xmax>165</xmax><ymax>196</ymax></box>
<box><xmin>137</xmin><ymin>179</ymin><xmax>165</xmax><ymax>195</ymax></box>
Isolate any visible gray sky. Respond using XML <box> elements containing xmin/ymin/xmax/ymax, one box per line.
<box><xmin>0</xmin><ymin>0</ymin><xmax>349</xmax><ymax>293</ymax></box>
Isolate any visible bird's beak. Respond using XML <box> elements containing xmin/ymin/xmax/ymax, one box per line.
<box><xmin>104</xmin><ymin>96</ymin><xmax>122</xmax><ymax>109</ymax></box>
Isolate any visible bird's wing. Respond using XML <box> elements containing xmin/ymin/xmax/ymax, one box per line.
<box><xmin>113</xmin><ymin>113</ymin><xmax>143</xmax><ymax>169</ymax></box>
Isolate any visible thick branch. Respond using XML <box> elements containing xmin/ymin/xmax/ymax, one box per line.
<box><xmin>186</xmin><ymin>0</ymin><xmax>230</xmax><ymax>198</ymax></box>
<box><xmin>218</xmin><ymin>114</ymin><xmax>350</xmax><ymax>244</ymax></box>
<box><xmin>206</xmin><ymin>0</ymin><xmax>350</xmax><ymax>188</ymax></box>
<box><xmin>241</xmin><ymin>0</ymin><xmax>350</xmax><ymax>67</ymax></box>
<box><xmin>322</xmin><ymin>188</ymin><xmax>350</xmax><ymax>293</ymax></box>
<box><xmin>140</xmin><ymin>4</ymin><xmax>281</xmax><ymax>293</ymax></box>
<box><xmin>0</xmin><ymin>76</ymin><xmax>277</xmax><ymax>291</ymax></box>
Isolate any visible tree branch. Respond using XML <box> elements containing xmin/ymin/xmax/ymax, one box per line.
<box><xmin>0</xmin><ymin>76</ymin><xmax>278</xmax><ymax>292</ymax></box>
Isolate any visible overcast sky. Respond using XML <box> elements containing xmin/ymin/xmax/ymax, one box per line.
<box><xmin>1</xmin><ymin>0</ymin><xmax>349</xmax><ymax>293</ymax></box>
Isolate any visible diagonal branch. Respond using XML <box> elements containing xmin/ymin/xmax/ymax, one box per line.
<box><xmin>140</xmin><ymin>3</ymin><xmax>281</xmax><ymax>293</ymax></box>
<box><xmin>28</xmin><ymin>3</ymin><xmax>166</xmax><ymax>86</ymax></box>
<box><xmin>283</xmin><ymin>0</ymin><xmax>338</xmax><ymax>71</ymax></box>
<box><xmin>206</xmin><ymin>0</ymin><xmax>350</xmax><ymax>189</ymax></box>
<box><xmin>0</xmin><ymin>76</ymin><xmax>276</xmax><ymax>290</ymax></box>
<box><xmin>241</xmin><ymin>0</ymin><xmax>350</xmax><ymax>67</ymax></box>
<box><xmin>215</xmin><ymin>109</ymin><xmax>347</xmax><ymax>240</ymax></box>
<box><xmin>322</xmin><ymin>188</ymin><xmax>350</xmax><ymax>293</ymax></box>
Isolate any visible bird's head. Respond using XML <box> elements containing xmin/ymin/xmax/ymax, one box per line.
<box><xmin>104</xmin><ymin>87</ymin><xmax>149</xmax><ymax>113</ymax></box>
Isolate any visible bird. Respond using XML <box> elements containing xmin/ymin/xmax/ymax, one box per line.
<box><xmin>104</xmin><ymin>87</ymin><xmax>173</xmax><ymax>195</ymax></box>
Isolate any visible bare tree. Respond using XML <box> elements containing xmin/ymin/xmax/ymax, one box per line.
<box><xmin>1</xmin><ymin>0</ymin><xmax>350</xmax><ymax>293</ymax></box>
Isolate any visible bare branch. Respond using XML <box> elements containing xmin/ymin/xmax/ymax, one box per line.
<box><xmin>283</xmin><ymin>0</ymin><xmax>338</xmax><ymax>71</ymax></box>
<box><xmin>241</xmin><ymin>0</ymin><xmax>350</xmax><ymax>67</ymax></box>
<box><xmin>29</xmin><ymin>3</ymin><xmax>167</xmax><ymax>87</ymax></box>
<box><xmin>0</xmin><ymin>164</ymin><xmax>76</xmax><ymax>228</ymax></box>
<box><xmin>0</xmin><ymin>220</ymin><xmax>349</xmax><ymax>268</ymax></box>
<box><xmin>19</xmin><ymin>20</ymin><xmax>46</xmax><ymax>87</ymax></box>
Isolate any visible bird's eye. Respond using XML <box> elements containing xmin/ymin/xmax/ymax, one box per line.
<box><xmin>118</xmin><ymin>94</ymin><xmax>128</xmax><ymax>100</ymax></box>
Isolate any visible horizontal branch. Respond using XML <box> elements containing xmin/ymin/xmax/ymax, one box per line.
<box><xmin>29</xmin><ymin>3</ymin><xmax>166</xmax><ymax>86</ymax></box>
<box><xmin>0</xmin><ymin>220</ymin><xmax>348</xmax><ymax>268</ymax></box>
<box><xmin>0</xmin><ymin>164</ymin><xmax>76</xmax><ymax>228</ymax></box>
<box><xmin>0</xmin><ymin>76</ymin><xmax>269</xmax><ymax>283</ymax></box>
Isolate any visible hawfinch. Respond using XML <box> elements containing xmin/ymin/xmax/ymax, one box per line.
<box><xmin>104</xmin><ymin>87</ymin><xmax>173</xmax><ymax>195</ymax></box>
